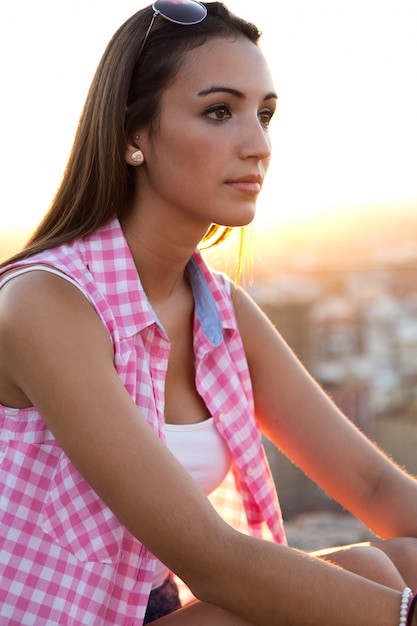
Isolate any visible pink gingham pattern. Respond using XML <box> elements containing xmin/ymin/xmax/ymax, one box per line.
<box><xmin>0</xmin><ymin>218</ymin><xmax>286</xmax><ymax>625</ymax></box>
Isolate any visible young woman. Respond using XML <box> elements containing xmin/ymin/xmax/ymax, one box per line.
<box><xmin>1</xmin><ymin>2</ymin><xmax>417</xmax><ymax>625</ymax></box>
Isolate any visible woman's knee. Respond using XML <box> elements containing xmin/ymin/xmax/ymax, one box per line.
<box><xmin>316</xmin><ymin>543</ymin><xmax>405</xmax><ymax>589</ymax></box>
<box><xmin>372</xmin><ymin>537</ymin><xmax>417</xmax><ymax>588</ymax></box>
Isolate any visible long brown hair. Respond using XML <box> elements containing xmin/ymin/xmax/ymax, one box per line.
<box><xmin>1</xmin><ymin>2</ymin><xmax>261</xmax><ymax>268</ymax></box>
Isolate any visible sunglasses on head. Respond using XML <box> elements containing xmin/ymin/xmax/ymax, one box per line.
<box><xmin>137</xmin><ymin>0</ymin><xmax>208</xmax><ymax>60</ymax></box>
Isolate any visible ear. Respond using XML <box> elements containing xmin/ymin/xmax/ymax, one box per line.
<box><xmin>125</xmin><ymin>133</ymin><xmax>144</xmax><ymax>166</ymax></box>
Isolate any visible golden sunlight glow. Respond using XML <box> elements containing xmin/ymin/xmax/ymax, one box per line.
<box><xmin>1</xmin><ymin>0</ymin><xmax>416</xmax><ymax>247</ymax></box>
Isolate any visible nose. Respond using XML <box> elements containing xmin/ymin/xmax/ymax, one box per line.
<box><xmin>239</xmin><ymin>115</ymin><xmax>272</xmax><ymax>162</ymax></box>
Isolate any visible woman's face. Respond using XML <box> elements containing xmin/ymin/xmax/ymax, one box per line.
<box><xmin>135</xmin><ymin>36</ymin><xmax>277</xmax><ymax>231</ymax></box>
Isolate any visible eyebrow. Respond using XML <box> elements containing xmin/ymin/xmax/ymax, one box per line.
<box><xmin>198</xmin><ymin>85</ymin><xmax>278</xmax><ymax>101</ymax></box>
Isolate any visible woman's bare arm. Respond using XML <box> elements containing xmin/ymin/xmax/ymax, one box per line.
<box><xmin>233</xmin><ymin>285</ymin><xmax>417</xmax><ymax>540</ymax></box>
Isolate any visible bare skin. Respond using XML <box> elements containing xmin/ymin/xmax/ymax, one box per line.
<box><xmin>1</xmin><ymin>36</ymin><xmax>417</xmax><ymax>626</ymax></box>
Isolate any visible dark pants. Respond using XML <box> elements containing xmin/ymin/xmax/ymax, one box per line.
<box><xmin>143</xmin><ymin>576</ymin><xmax>182</xmax><ymax>624</ymax></box>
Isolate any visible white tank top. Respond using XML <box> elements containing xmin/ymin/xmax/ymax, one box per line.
<box><xmin>164</xmin><ymin>417</ymin><xmax>232</xmax><ymax>493</ymax></box>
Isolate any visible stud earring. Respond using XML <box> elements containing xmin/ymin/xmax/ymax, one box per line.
<box><xmin>130</xmin><ymin>149</ymin><xmax>144</xmax><ymax>164</ymax></box>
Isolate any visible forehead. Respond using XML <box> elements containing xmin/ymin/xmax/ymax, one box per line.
<box><xmin>171</xmin><ymin>36</ymin><xmax>275</xmax><ymax>98</ymax></box>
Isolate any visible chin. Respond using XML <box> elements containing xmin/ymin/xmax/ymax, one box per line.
<box><xmin>229</xmin><ymin>211</ymin><xmax>257</xmax><ymax>228</ymax></box>
<box><xmin>219</xmin><ymin>205</ymin><xmax>257</xmax><ymax>228</ymax></box>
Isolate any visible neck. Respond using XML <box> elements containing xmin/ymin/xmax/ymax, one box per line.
<box><xmin>119</xmin><ymin>209</ymin><xmax>207</xmax><ymax>306</ymax></box>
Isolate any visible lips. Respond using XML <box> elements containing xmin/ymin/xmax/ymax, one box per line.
<box><xmin>226</xmin><ymin>174</ymin><xmax>262</xmax><ymax>195</ymax></box>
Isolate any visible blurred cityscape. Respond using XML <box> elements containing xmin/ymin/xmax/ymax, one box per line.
<box><xmin>209</xmin><ymin>201</ymin><xmax>417</xmax><ymax>523</ymax></box>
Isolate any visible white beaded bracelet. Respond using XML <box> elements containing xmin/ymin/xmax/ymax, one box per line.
<box><xmin>399</xmin><ymin>587</ymin><xmax>413</xmax><ymax>626</ymax></box>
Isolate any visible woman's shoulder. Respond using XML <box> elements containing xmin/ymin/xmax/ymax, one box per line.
<box><xmin>0</xmin><ymin>266</ymin><xmax>113</xmax><ymax>406</ymax></box>
<box><xmin>0</xmin><ymin>267</ymin><xmax>95</xmax><ymax>330</ymax></box>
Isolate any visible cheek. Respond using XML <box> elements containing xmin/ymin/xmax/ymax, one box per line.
<box><xmin>150</xmin><ymin>124</ymin><xmax>228</xmax><ymax>194</ymax></box>
<box><xmin>166</xmin><ymin>142</ymin><xmax>220</xmax><ymax>188</ymax></box>
<box><xmin>165</xmin><ymin>123</ymin><xmax>222</xmax><ymax>164</ymax></box>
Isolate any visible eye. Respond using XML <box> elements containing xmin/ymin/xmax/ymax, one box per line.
<box><xmin>204</xmin><ymin>103</ymin><xmax>232</xmax><ymax>122</ymax></box>
<box><xmin>258</xmin><ymin>108</ymin><xmax>274</xmax><ymax>129</ymax></box>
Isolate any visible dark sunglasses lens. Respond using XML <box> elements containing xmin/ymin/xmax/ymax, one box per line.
<box><xmin>153</xmin><ymin>0</ymin><xmax>207</xmax><ymax>24</ymax></box>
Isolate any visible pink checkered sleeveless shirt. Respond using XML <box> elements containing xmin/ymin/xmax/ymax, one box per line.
<box><xmin>0</xmin><ymin>218</ymin><xmax>286</xmax><ymax>625</ymax></box>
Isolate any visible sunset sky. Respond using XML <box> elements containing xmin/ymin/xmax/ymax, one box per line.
<box><xmin>1</xmin><ymin>0</ymin><xmax>416</xmax><ymax>237</ymax></box>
